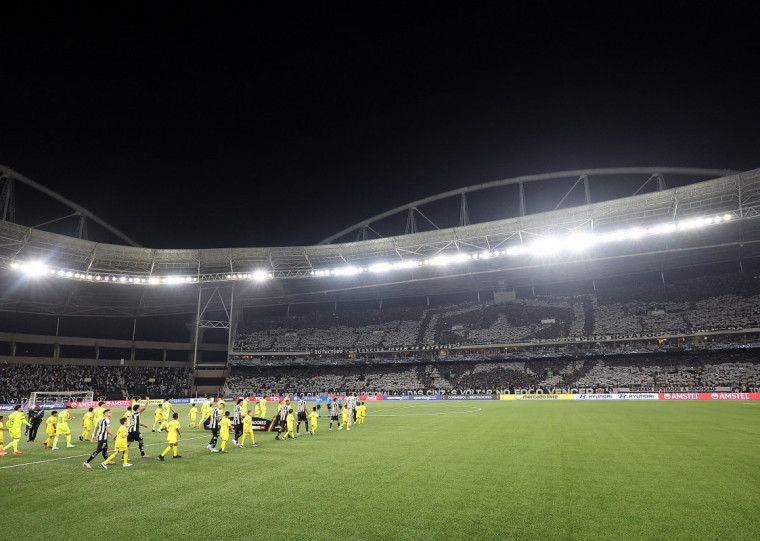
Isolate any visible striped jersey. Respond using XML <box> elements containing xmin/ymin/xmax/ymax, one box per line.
<box><xmin>208</xmin><ymin>408</ymin><xmax>221</xmax><ymax>429</ymax></box>
<box><xmin>95</xmin><ymin>417</ymin><xmax>110</xmax><ymax>441</ymax></box>
<box><xmin>330</xmin><ymin>402</ymin><xmax>340</xmax><ymax>416</ymax></box>
<box><xmin>279</xmin><ymin>403</ymin><xmax>289</xmax><ymax>420</ymax></box>
<box><xmin>233</xmin><ymin>405</ymin><xmax>243</xmax><ymax>424</ymax></box>
<box><xmin>128</xmin><ymin>411</ymin><xmax>140</xmax><ymax>432</ymax></box>
<box><xmin>297</xmin><ymin>399</ymin><xmax>307</xmax><ymax>413</ymax></box>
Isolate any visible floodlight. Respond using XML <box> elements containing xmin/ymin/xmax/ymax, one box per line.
<box><xmin>20</xmin><ymin>261</ymin><xmax>49</xmax><ymax>276</ymax></box>
<box><xmin>723</xmin><ymin>214</ymin><xmax>733</xmax><ymax>221</ymax></box>
<box><xmin>565</xmin><ymin>233</ymin><xmax>595</xmax><ymax>252</ymax></box>
<box><xmin>252</xmin><ymin>270</ymin><xmax>268</xmax><ymax>281</ymax></box>
<box><xmin>368</xmin><ymin>262</ymin><xmax>392</xmax><ymax>273</ymax></box>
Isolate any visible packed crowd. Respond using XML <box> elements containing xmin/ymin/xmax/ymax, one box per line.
<box><xmin>223</xmin><ymin>350</ymin><xmax>760</xmax><ymax>395</ymax></box>
<box><xmin>233</xmin><ymin>272</ymin><xmax>760</xmax><ymax>353</ymax></box>
<box><xmin>0</xmin><ymin>363</ymin><xmax>191</xmax><ymax>403</ymax></box>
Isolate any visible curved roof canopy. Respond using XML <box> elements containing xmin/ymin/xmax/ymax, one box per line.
<box><xmin>0</xmin><ymin>168</ymin><xmax>758</xmax><ymax>317</ymax></box>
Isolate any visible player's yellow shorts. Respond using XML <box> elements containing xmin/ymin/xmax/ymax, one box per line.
<box><xmin>168</xmin><ymin>436</ymin><xmax>178</xmax><ymax>444</ymax></box>
<box><xmin>115</xmin><ymin>442</ymin><xmax>128</xmax><ymax>452</ymax></box>
<box><xmin>84</xmin><ymin>422</ymin><xmax>92</xmax><ymax>430</ymax></box>
<box><xmin>46</xmin><ymin>428</ymin><xmax>55</xmax><ymax>437</ymax></box>
<box><xmin>9</xmin><ymin>430</ymin><xmax>21</xmax><ymax>440</ymax></box>
<box><xmin>56</xmin><ymin>424</ymin><xmax>71</xmax><ymax>435</ymax></box>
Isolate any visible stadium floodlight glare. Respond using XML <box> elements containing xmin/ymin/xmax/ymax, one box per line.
<box><xmin>565</xmin><ymin>233</ymin><xmax>595</xmax><ymax>252</ymax></box>
<box><xmin>19</xmin><ymin>261</ymin><xmax>48</xmax><ymax>276</ymax></box>
<box><xmin>368</xmin><ymin>262</ymin><xmax>393</xmax><ymax>273</ymax></box>
<box><xmin>528</xmin><ymin>237</ymin><xmax>562</xmax><ymax>256</ymax></box>
<box><xmin>333</xmin><ymin>266</ymin><xmax>359</xmax><ymax>276</ymax></box>
<box><xmin>252</xmin><ymin>270</ymin><xmax>269</xmax><ymax>281</ymax></box>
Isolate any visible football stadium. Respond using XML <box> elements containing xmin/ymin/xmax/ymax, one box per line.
<box><xmin>1</xmin><ymin>166</ymin><xmax>759</xmax><ymax>539</ymax></box>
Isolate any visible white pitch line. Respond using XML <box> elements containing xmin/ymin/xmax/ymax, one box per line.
<box><xmin>0</xmin><ymin>435</ymin><xmax>209</xmax><ymax>470</ymax></box>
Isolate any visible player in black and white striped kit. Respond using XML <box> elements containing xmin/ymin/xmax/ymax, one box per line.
<box><xmin>296</xmin><ymin>394</ymin><xmax>309</xmax><ymax>436</ymax></box>
<box><xmin>274</xmin><ymin>398</ymin><xmax>289</xmax><ymax>440</ymax></box>
<box><xmin>348</xmin><ymin>393</ymin><xmax>357</xmax><ymax>426</ymax></box>
<box><xmin>127</xmin><ymin>396</ymin><xmax>150</xmax><ymax>458</ymax></box>
<box><xmin>329</xmin><ymin>399</ymin><xmax>340</xmax><ymax>431</ymax></box>
<box><xmin>233</xmin><ymin>399</ymin><xmax>244</xmax><ymax>447</ymax></box>
<box><xmin>206</xmin><ymin>402</ymin><xmax>223</xmax><ymax>452</ymax></box>
<box><xmin>83</xmin><ymin>409</ymin><xmax>113</xmax><ymax>469</ymax></box>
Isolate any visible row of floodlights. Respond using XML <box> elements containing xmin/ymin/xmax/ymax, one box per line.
<box><xmin>8</xmin><ymin>262</ymin><xmax>272</xmax><ymax>284</ymax></box>
<box><xmin>310</xmin><ymin>214</ymin><xmax>735</xmax><ymax>276</ymax></box>
<box><xmin>7</xmin><ymin>213</ymin><xmax>735</xmax><ymax>284</ymax></box>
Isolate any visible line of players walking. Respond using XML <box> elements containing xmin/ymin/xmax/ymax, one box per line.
<box><xmin>0</xmin><ymin>394</ymin><xmax>368</xmax><ymax>469</ymax></box>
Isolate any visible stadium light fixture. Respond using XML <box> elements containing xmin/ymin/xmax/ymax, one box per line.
<box><xmin>20</xmin><ymin>261</ymin><xmax>48</xmax><ymax>276</ymax></box>
<box><xmin>252</xmin><ymin>270</ymin><xmax>269</xmax><ymax>281</ymax></box>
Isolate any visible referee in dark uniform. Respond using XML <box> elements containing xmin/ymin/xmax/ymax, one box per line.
<box><xmin>83</xmin><ymin>410</ymin><xmax>113</xmax><ymax>469</ymax></box>
<box><xmin>206</xmin><ymin>402</ymin><xmax>222</xmax><ymax>452</ymax></box>
<box><xmin>27</xmin><ymin>405</ymin><xmax>44</xmax><ymax>442</ymax></box>
<box><xmin>127</xmin><ymin>396</ymin><xmax>150</xmax><ymax>458</ymax></box>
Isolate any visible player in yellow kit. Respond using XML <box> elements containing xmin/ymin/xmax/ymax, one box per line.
<box><xmin>339</xmin><ymin>404</ymin><xmax>350</xmax><ymax>431</ymax></box>
<box><xmin>152</xmin><ymin>405</ymin><xmax>163</xmax><ymax>431</ymax></box>
<box><xmin>159</xmin><ymin>399</ymin><xmax>174</xmax><ymax>431</ymax></box>
<box><xmin>258</xmin><ymin>397</ymin><xmax>267</xmax><ymax>420</ymax></box>
<box><xmin>284</xmin><ymin>408</ymin><xmax>295</xmax><ymax>440</ymax></box>
<box><xmin>240</xmin><ymin>410</ymin><xmax>259</xmax><ymax>447</ymax></box>
<box><xmin>5</xmin><ymin>405</ymin><xmax>32</xmax><ymax>455</ymax></box>
<box><xmin>159</xmin><ymin>412</ymin><xmax>182</xmax><ymax>461</ymax></box>
<box><xmin>308</xmin><ymin>407</ymin><xmax>318</xmax><ymax>435</ymax></box>
<box><xmin>357</xmin><ymin>402</ymin><xmax>366</xmax><ymax>424</ymax></box>
<box><xmin>219</xmin><ymin>411</ymin><xmax>232</xmax><ymax>453</ymax></box>
<box><xmin>0</xmin><ymin>415</ymin><xmax>6</xmax><ymax>456</ymax></box>
<box><xmin>188</xmin><ymin>404</ymin><xmax>198</xmax><ymax>428</ymax></box>
<box><xmin>199</xmin><ymin>398</ymin><xmax>213</xmax><ymax>428</ymax></box>
<box><xmin>103</xmin><ymin>417</ymin><xmax>131</xmax><ymax>468</ymax></box>
<box><xmin>80</xmin><ymin>407</ymin><xmax>94</xmax><ymax>441</ymax></box>
<box><xmin>43</xmin><ymin>411</ymin><xmax>57</xmax><ymax>449</ymax></box>
<box><xmin>52</xmin><ymin>405</ymin><xmax>75</xmax><ymax>449</ymax></box>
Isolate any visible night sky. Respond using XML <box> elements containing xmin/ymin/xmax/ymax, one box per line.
<box><xmin>1</xmin><ymin>5</ymin><xmax>758</xmax><ymax>249</ymax></box>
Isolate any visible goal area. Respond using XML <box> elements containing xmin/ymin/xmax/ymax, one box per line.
<box><xmin>27</xmin><ymin>391</ymin><xmax>94</xmax><ymax>409</ymax></box>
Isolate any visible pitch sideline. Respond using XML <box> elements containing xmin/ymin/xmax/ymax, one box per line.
<box><xmin>0</xmin><ymin>434</ymin><xmax>209</xmax><ymax>470</ymax></box>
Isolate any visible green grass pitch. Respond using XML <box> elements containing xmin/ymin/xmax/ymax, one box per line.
<box><xmin>1</xmin><ymin>400</ymin><xmax>758</xmax><ymax>540</ymax></box>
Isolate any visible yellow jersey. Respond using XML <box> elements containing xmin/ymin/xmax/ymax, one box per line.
<box><xmin>220</xmin><ymin>417</ymin><xmax>231</xmax><ymax>436</ymax></box>
<box><xmin>57</xmin><ymin>410</ymin><xmax>71</xmax><ymax>426</ymax></box>
<box><xmin>83</xmin><ymin>411</ymin><xmax>94</xmax><ymax>426</ymax></box>
<box><xmin>115</xmin><ymin>425</ymin><xmax>128</xmax><ymax>446</ymax></box>
<box><xmin>167</xmin><ymin>420</ymin><xmax>180</xmax><ymax>439</ymax></box>
<box><xmin>46</xmin><ymin>415</ymin><xmax>57</xmax><ymax>434</ymax></box>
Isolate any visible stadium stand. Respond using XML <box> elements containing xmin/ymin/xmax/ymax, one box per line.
<box><xmin>223</xmin><ymin>350</ymin><xmax>760</xmax><ymax>395</ymax></box>
<box><xmin>232</xmin><ymin>272</ymin><xmax>760</xmax><ymax>353</ymax></box>
<box><xmin>0</xmin><ymin>363</ymin><xmax>191</xmax><ymax>403</ymax></box>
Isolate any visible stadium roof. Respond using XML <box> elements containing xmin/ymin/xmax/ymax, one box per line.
<box><xmin>1</xmin><ymin>168</ymin><xmax>759</xmax><ymax>317</ymax></box>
